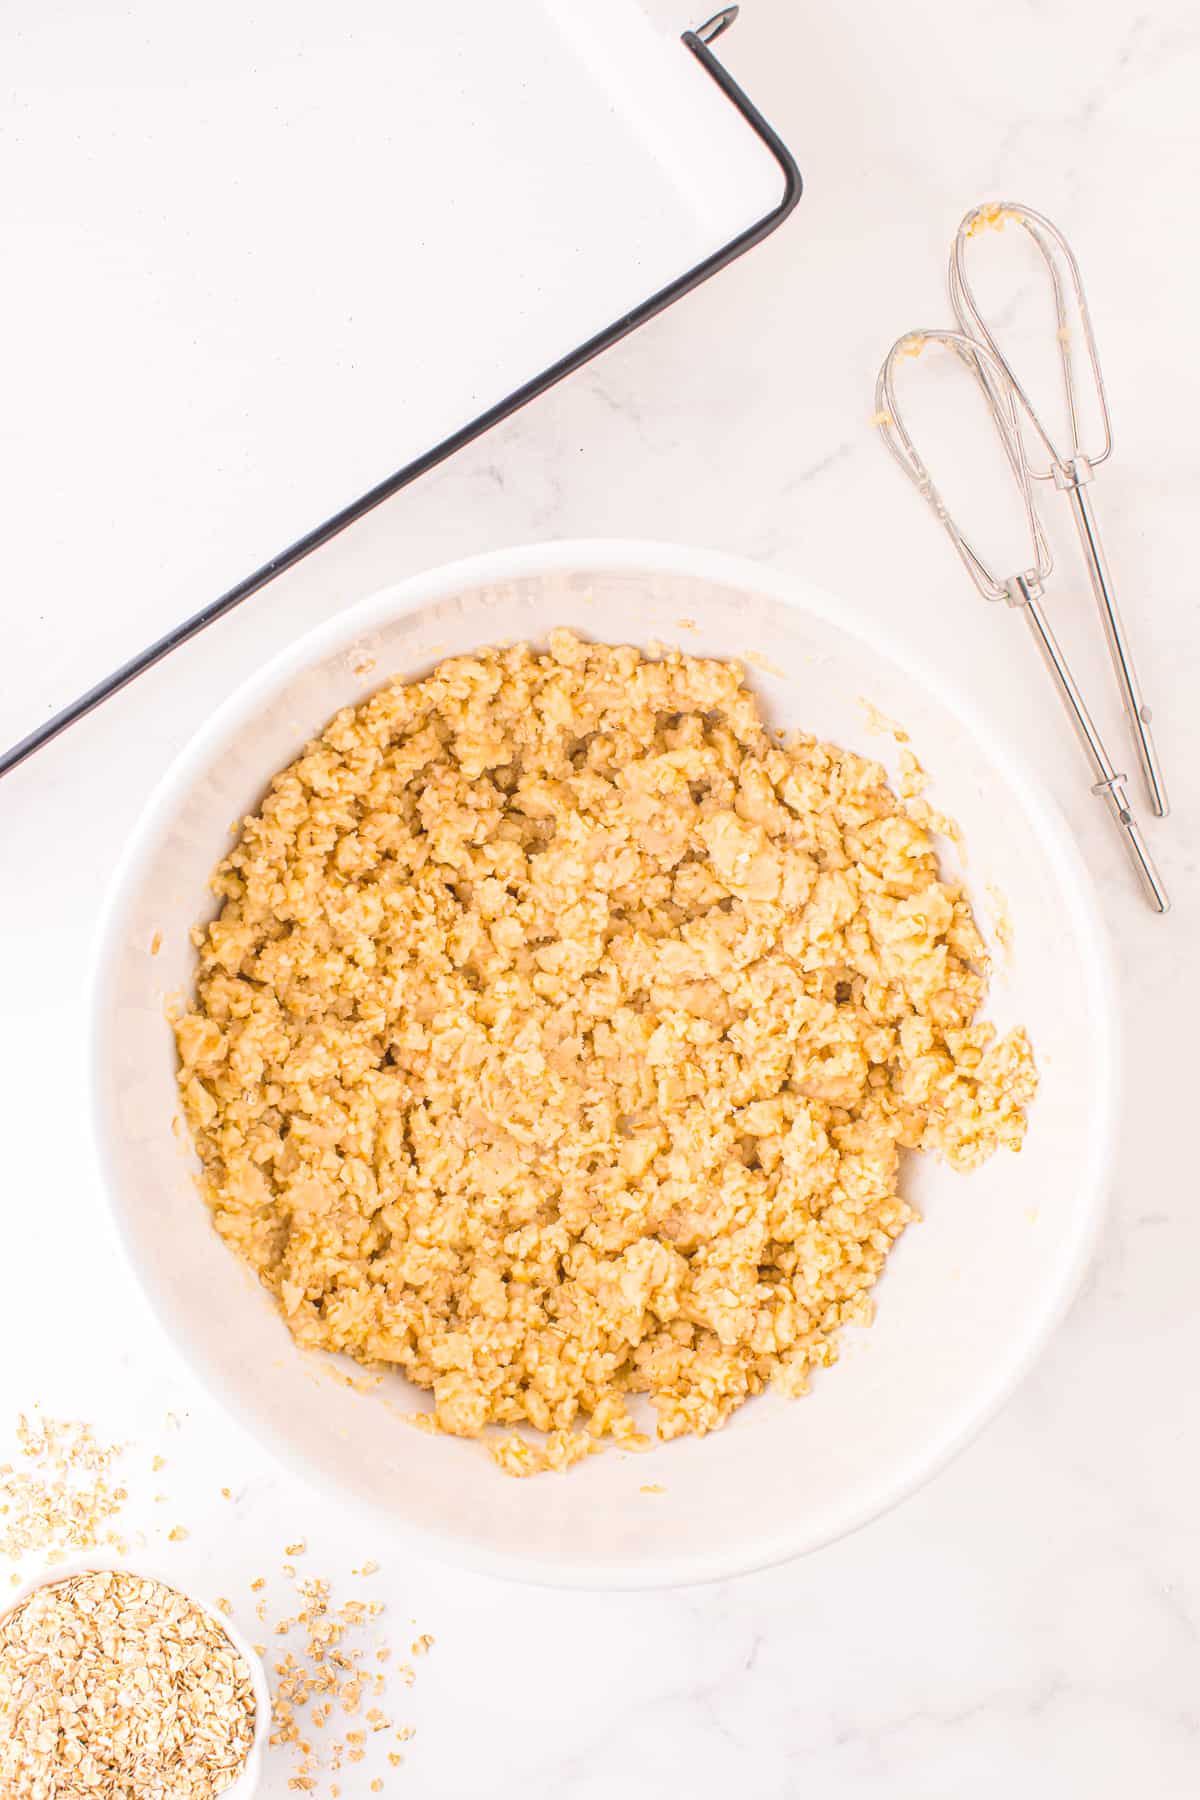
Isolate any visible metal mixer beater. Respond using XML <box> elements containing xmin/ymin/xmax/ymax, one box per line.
<box><xmin>876</xmin><ymin>204</ymin><xmax>1169</xmax><ymax>913</ymax></box>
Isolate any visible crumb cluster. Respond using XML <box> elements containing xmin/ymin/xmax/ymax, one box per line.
<box><xmin>176</xmin><ymin>633</ymin><xmax>1036</xmax><ymax>1472</ymax></box>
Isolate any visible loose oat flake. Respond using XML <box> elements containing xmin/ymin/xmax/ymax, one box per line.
<box><xmin>0</xmin><ymin>1416</ymin><xmax>128</xmax><ymax>1564</ymax></box>
<box><xmin>175</xmin><ymin>633</ymin><xmax>1036</xmax><ymax>1474</ymax></box>
<box><xmin>266</xmin><ymin>1557</ymin><xmax>423</xmax><ymax>1792</ymax></box>
<box><xmin>0</xmin><ymin>1570</ymin><xmax>256</xmax><ymax>1799</ymax></box>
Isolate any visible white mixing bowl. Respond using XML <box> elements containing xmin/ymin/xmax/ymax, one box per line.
<box><xmin>91</xmin><ymin>540</ymin><xmax>1117</xmax><ymax>1587</ymax></box>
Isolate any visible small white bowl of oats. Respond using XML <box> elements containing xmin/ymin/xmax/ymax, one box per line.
<box><xmin>0</xmin><ymin>1561</ymin><xmax>270</xmax><ymax>1798</ymax></box>
<box><xmin>91</xmin><ymin>540</ymin><xmax>1117</xmax><ymax>1586</ymax></box>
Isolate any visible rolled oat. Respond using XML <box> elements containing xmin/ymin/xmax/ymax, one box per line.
<box><xmin>0</xmin><ymin>1570</ymin><xmax>256</xmax><ymax>1800</ymax></box>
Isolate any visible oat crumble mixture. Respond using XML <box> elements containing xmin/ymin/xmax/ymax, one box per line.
<box><xmin>175</xmin><ymin>632</ymin><xmax>1036</xmax><ymax>1474</ymax></box>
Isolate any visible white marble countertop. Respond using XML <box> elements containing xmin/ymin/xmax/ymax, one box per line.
<box><xmin>2</xmin><ymin>2</ymin><xmax>1198</xmax><ymax>1794</ymax></box>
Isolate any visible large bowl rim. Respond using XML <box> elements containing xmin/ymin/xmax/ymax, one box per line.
<box><xmin>88</xmin><ymin>537</ymin><xmax>1120</xmax><ymax>1589</ymax></box>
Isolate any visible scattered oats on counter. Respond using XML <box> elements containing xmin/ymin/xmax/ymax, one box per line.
<box><xmin>0</xmin><ymin>1569</ymin><xmax>256</xmax><ymax>1800</ymax></box>
<box><xmin>0</xmin><ymin>1415</ymin><xmax>128</xmax><ymax>1564</ymax></box>
<box><xmin>266</xmin><ymin>1556</ymin><xmax>425</xmax><ymax>1793</ymax></box>
<box><xmin>3</xmin><ymin>1417</ymin><xmax>434</xmax><ymax>1791</ymax></box>
<box><xmin>175</xmin><ymin>632</ymin><xmax>1037</xmax><ymax>1474</ymax></box>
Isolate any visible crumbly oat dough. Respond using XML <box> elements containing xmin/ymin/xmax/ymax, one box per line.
<box><xmin>176</xmin><ymin>633</ymin><xmax>1036</xmax><ymax>1474</ymax></box>
<box><xmin>0</xmin><ymin>1571</ymin><xmax>255</xmax><ymax>1800</ymax></box>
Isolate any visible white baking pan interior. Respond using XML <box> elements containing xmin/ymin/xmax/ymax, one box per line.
<box><xmin>92</xmin><ymin>540</ymin><xmax>1116</xmax><ymax>1587</ymax></box>
<box><xmin>3</xmin><ymin>0</ymin><xmax>785</xmax><ymax>748</ymax></box>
